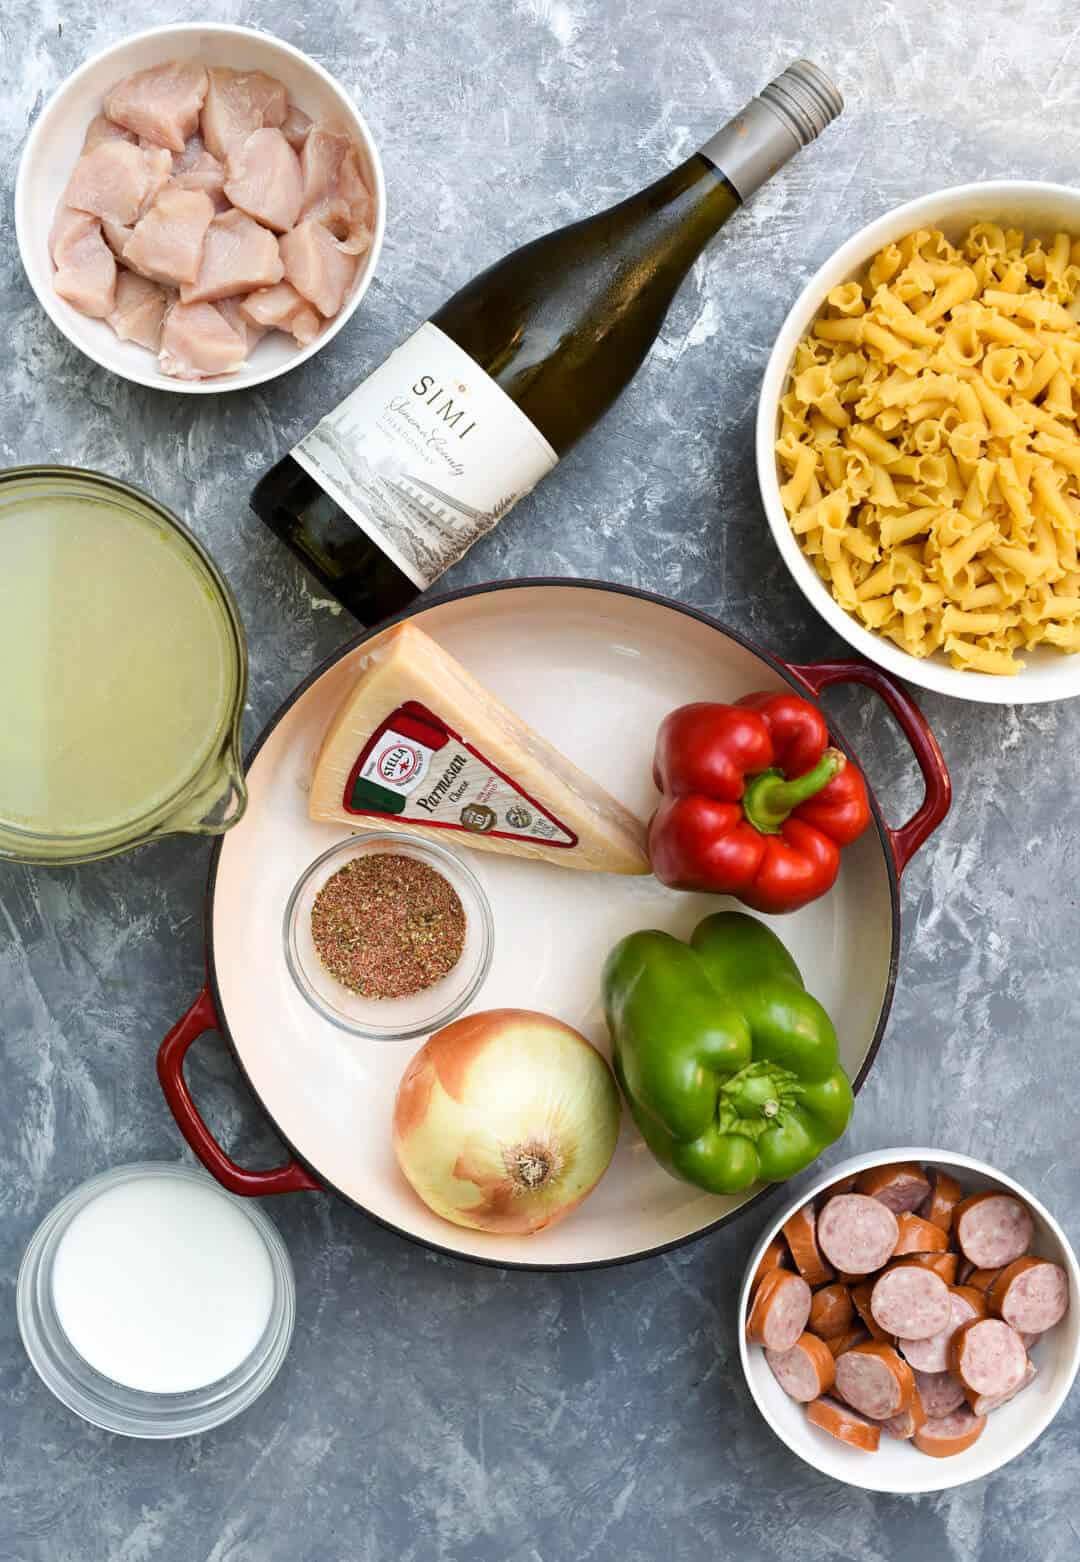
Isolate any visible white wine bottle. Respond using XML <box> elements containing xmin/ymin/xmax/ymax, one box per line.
<box><xmin>252</xmin><ymin>61</ymin><xmax>842</xmax><ymax>621</ymax></box>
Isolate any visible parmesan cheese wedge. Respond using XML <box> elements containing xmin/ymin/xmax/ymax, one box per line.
<box><xmin>308</xmin><ymin>623</ymin><xmax>649</xmax><ymax>874</ymax></box>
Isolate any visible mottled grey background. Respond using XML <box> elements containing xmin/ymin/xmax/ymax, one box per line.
<box><xmin>3</xmin><ymin>2</ymin><xmax>1079</xmax><ymax>1558</ymax></box>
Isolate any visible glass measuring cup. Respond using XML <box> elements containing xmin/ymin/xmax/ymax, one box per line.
<box><xmin>0</xmin><ymin>467</ymin><xmax>248</xmax><ymax>865</ymax></box>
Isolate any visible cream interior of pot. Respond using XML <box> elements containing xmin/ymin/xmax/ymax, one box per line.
<box><xmin>210</xmin><ymin>585</ymin><xmax>895</xmax><ymax>1266</ymax></box>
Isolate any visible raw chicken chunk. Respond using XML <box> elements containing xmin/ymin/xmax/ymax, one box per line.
<box><xmin>122</xmin><ymin>187</ymin><xmax>215</xmax><ymax>286</ymax></box>
<box><xmin>240</xmin><ymin>280</ymin><xmax>305</xmax><ymax>327</ymax></box>
<box><xmin>217</xmin><ymin>295</ymin><xmax>266</xmax><ymax>350</ymax></box>
<box><xmin>224</xmin><ymin>129</ymin><xmax>302</xmax><ymax>233</ymax></box>
<box><xmin>174</xmin><ymin>133</ymin><xmax>213</xmax><ymax>173</ymax></box>
<box><xmin>240</xmin><ymin>282</ymin><xmax>321</xmax><ymax>346</ymax></box>
<box><xmin>51</xmin><ymin>207</ymin><xmax>117</xmax><ymax>318</ymax></box>
<box><xmin>64</xmin><ymin>141</ymin><xmax>172</xmax><ymax>228</ymax></box>
<box><xmin>104</xmin><ymin>61</ymin><xmax>209</xmax><ymax>153</ymax></box>
<box><xmin>108</xmin><ymin>271</ymin><xmax>170</xmax><ymax>350</ymax></box>
<box><xmin>170</xmin><ymin>135</ymin><xmax>228</xmax><ymax>208</ymax></box>
<box><xmin>201</xmin><ymin>68</ymin><xmax>288</xmax><ymax>161</ymax></box>
<box><xmin>174</xmin><ymin>169</ymin><xmax>229</xmax><ymax>212</ymax></box>
<box><xmin>174</xmin><ymin>135</ymin><xmax>209</xmax><ymax>171</ymax></box>
<box><xmin>299</xmin><ymin>126</ymin><xmax>373</xmax><ymax>236</ymax></box>
<box><xmin>159</xmin><ymin>300</ymin><xmax>246</xmax><ymax>378</ymax></box>
<box><xmin>180</xmin><ymin>209</ymin><xmax>284</xmax><ymax>303</ymax></box>
<box><xmin>281</xmin><ymin>105</ymin><xmax>312</xmax><ymax>149</ymax></box>
<box><xmin>289</xmin><ymin>305</ymin><xmax>321</xmax><ymax>346</ymax></box>
<box><xmin>140</xmin><ymin>147</ymin><xmax>174</xmax><ymax>215</ymax></box>
<box><xmin>280</xmin><ymin>219</ymin><xmax>359</xmax><ymax>318</ymax></box>
<box><xmin>101</xmin><ymin>218</ymin><xmax>134</xmax><ymax>258</ymax></box>
<box><xmin>82</xmin><ymin>114</ymin><xmax>135</xmax><ymax>152</ymax></box>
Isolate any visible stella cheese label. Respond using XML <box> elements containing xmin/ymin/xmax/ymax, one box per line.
<box><xmin>345</xmin><ymin>700</ymin><xmax>577</xmax><ymax>848</ymax></box>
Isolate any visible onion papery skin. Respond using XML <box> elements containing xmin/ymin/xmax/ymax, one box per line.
<box><xmin>392</xmin><ymin>1008</ymin><xmax>621</xmax><ymax>1234</ymax></box>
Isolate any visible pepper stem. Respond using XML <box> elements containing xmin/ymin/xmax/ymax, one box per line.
<box><xmin>742</xmin><ymin>748</ymin><xmax>845</xmax><ymax>835</ymax></box>
<box><xmin>715</xmin><ymin>1060</ymin><xmax>801</xmax><ymax>1141</ymax></box>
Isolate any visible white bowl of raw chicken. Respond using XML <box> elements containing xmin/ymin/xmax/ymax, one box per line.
<box><xmin>15</xmin><ymin>23</ymin><xmax>385</xmax><ymax>393</ymax></box>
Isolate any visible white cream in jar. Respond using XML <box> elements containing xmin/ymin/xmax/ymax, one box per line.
<box><xmin>50</xmin><ymin>1172</ymin><xmax>275</xmax><ymax>1394</ymax></box>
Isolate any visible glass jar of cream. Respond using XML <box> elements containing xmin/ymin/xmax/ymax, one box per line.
<box><xmin>17</xmin><ymin>1162</ymin><xmax>295</xmax><ymax>1437</ymax></box>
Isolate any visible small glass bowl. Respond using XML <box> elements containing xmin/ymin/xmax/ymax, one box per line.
<box><xmin>283</xmin><ymin>832</ymin><xmax>495</xmax><ymax>1041</ymax></box>
<box><xmin>17</xmin><ymin>1163</ymin><xmax>295</xmax><ymax>1439</ymax></box>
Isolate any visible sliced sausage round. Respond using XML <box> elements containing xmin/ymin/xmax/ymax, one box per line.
<box><xmin>765</xmin><ymin>1331</ymin><xmax>836</xmax><ymax>1402</ymax></box>
<box><xmin>897</xmin><ymin>1286</ymin><xmax>985</xmax><ymax>1373</ymax></box>
<box><xmin>955</xmin><ymin>1192</ymin><xmax>1034</xmax><ymax>1270</ymax></box>
<box><xmin>913</xmin><ymin>1368</ymin><xmax>966</xmax><ymax>1418</ymax></box>
<box><xmin>816</xmin><ymin>1173</ymin><xmax>858</xmax><ymax>1207</ymax></box>
<box><xmin>948</xmin><ymin>1317</ymin><xmax>1028</xmax><ymax>1399</ymax></box>
<box><xmin>746</xmin><ymin>1268</ymin><xmax>812</xmax><ymax>1352</ymax></box>
<box><xmin>806</xmin><ymin>1395</ymin><xmax>881</xmax><ymax>1452</ymax></box>
<box><xmin>893</xmin><ymin>1212</ymin><xmax>949</xmax><ymax>1256</ymax></box>
<box><xmin>809</xmin><ymin>1282</ymin><xmax>854</xmax><ymax>1341</ymax></box>
<box><xmin>870</xmin><ymin>1266</ymin><xmax>951</xmax><ymax>1339</ymax></box>
<box><xmin>751</xmin><ymin>1235</ymin><xmax>791</xmax><ymax>1296</ymax></box>
<box><xmin>834</xmin><ymin>1342</ymin><xmax>914</xmax><ymax>1421</ymax></box>
<box><xmin>986</xmin><ymin>1256</ymin><xmax>1069</xmax><ymax>1335</ymax></box>
<box><xmin>818</xmin><ymin>1194</ymin><xmax>900</xmax><ymax>1276</ymax></box>
<box><xmin>913</xmin><ymin>1406</ymin><xmax>986</xmax><ymax>1458</ymax></box>
<box><xmin>881</xmin><ymin>1386</ymin><xmax>927</xmax><ymax>1440</ymax></box>
<box><xmin>967</xmin><ymin>1358</ymin><xmax>1037</xmax><ymax>1417</ymax></box>
<box><xmin>850</xmin><ymin>1279</ymin><xmax>890</xmax><ymax>1342</ymax></box>
<box><xmin>856</xmin><ymin>1161</ymin><xmax>931</xmax><ymax>1215</ymax></box>
<box><xmin>826</xmin><ymin>1325</ymin><xmax>869</xmax><ymax>1359</ymax></box>
<box><xmin>782</xmin><ymin>1204</ymin><xmax>835</xmax><ymax>1288</ymax></box>
<box><xmin>892</xmin><ymin>1251</ymin><xmax>959</xmax><ymax>1285</ymax></box>
<box><xmin>950</xmin><ymin>1283</ymin><xmax>990</xmax><ymax>1318</ymax></box>
<box><xmin>923</xmin><ymin>1169</ymin><xmax>963</xmax><ymax>1233</ymax></box>
<box><xmin>965</xmin><ymin>1266</ymin><xmax>1002</xmax><ymax>1293</ymax></box>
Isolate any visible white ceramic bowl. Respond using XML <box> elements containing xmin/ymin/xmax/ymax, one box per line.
<box><xmin>757</xmin><ymin>181</ymin><xmax>1080</xmax><ymax>704</ymax></box>
<box><xmin>739</xmin><ymin>1147</ymin><xmax>1080</xmax><ymax>1493</ymax></box>
<box><xmin>14</xmin><ymin>22</ymin><xmax>386</xmax><ymax>394</ymax></box>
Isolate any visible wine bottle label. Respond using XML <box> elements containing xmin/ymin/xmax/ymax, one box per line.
<box><xmin>290</xmin><ymin>323</ymin><xmax>558</xmax><ymax>589</ymax></box>
<box><xmin>344</xmin><ymin>700</ymin><xmax>577</xmax><ymax>847</ymax></box>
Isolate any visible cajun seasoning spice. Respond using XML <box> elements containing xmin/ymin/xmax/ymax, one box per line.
<box><xmin>310</xmin><ymin>853</ymin><xmax>466</xmax><ymax>999</ymax></box>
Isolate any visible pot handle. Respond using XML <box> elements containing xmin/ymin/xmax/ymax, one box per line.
<box><xmin>157</xmin><ymin>986</ymin><xmax>320</xmax><ymax>1196</ymax></box>
<box><xmin>786</xmin><ymin>659</ymin><xmax>951</xmax><ymax>876</ymax></box>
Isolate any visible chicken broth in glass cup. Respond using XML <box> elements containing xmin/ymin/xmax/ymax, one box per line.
<box><xmin>0</xmin><ymin>467</ymin><xmax>247</xmax><ymax>864</ymax></box>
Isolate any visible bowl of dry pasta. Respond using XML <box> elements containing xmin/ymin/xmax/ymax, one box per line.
<box><xmin>756</xmin><ymin>181</ymin><xmax>1080</xmax><ymax>701</ymax></box>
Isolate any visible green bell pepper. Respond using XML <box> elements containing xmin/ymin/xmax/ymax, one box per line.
<box><xmin>602</xmin><ymin>911</ymin><xmax>853</xmax><ymax>1195</ymax></box>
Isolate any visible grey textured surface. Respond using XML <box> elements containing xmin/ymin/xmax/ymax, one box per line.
<box><xmin>3</xmin><ymin>3</ymin><xmax>1080</xmax><ymax>1559</ymax></box>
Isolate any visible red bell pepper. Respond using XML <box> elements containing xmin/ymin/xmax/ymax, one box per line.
<box><xmin>648</xmin><ymin>690</ymin><xmax>871</xmax><ymax>914</ymax></box>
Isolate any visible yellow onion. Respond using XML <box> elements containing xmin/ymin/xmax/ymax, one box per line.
<box><xmin>392</xmin><ymin>1008</ymin><xmax>621</xmax><ymax>1234</ymax></box>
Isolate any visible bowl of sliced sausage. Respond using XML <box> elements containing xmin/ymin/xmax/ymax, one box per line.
<box><xmin>738</xmin><ymin>1148</ymin><xmax>1080</xmax><ymax>1492</ymax></box>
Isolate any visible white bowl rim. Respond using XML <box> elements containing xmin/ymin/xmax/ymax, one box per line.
<box><xmin>14</xmin><ymin>21</ymin><xmax>387</xmax><ymax>395</ymax></box>
<box><xmin>755</xmin><ymin>179</ymin><xmax>1080</xmax><ymax>705</ymax></box>
<box><xmin>738</xmin><ymin>1145</ymin><xmax>1080</xmax><ymax>1494</ymax></box>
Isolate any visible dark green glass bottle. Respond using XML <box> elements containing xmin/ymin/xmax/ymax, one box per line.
<box><xmin>251</xmin><ymin>61</ymin><xmax>842</xmax><ymax>622</ymax></box>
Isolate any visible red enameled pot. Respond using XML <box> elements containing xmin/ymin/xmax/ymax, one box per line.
<box><xmin>158</xmin><ymin>580</ymin><xmax>950</xmax><ymax>1270</ymax></box>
